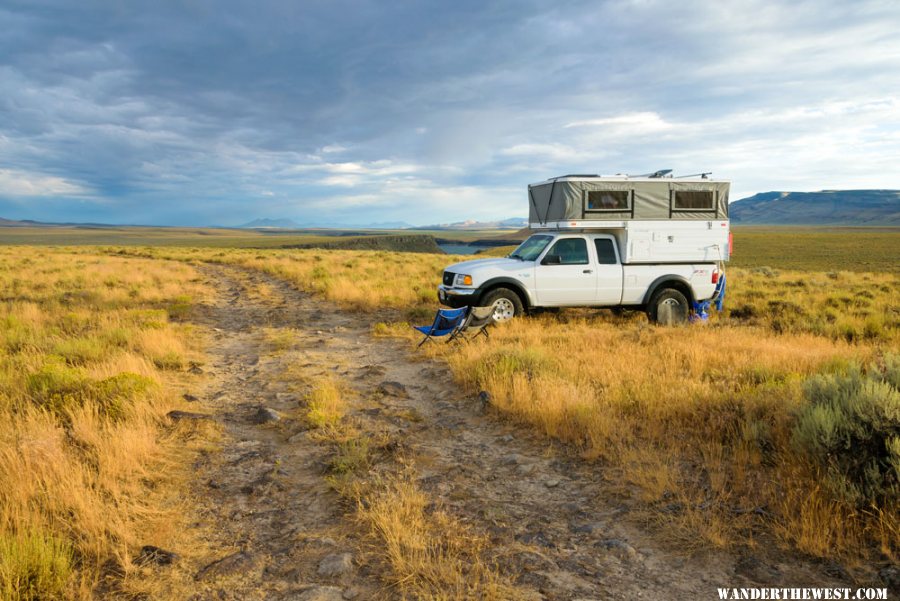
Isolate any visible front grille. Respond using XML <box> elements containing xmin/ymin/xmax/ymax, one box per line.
<box><xmin>442</xmin><ymin>271</ymin><xmax>455</xmax><ymax>286</ymax></box>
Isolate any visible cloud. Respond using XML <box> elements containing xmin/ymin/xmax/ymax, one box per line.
<box><xmin>0</xmin><ymin>168</ymin><xmax>92</xmax><ymax>197</ymax></box>
<box><xmin>0</xmin><ymin>0</ymin><xmax>898</xmax><ymax>225</ymax></box>
<box><xmin>564</xmin><ymin>113</ymin><xmax>674</xmax><ymax>136</ymax></box>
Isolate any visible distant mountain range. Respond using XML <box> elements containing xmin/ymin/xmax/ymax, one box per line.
<box><xmin>238</xmin><ymin>218</ymin><xmax>303</xmax><ymax>229</ymax></box>
<box><xmin>237</xmin><ymin>218</ymin><xmax>414</xmax><ymax>229</ymax></box>
<box><xmin>236</xmin><ymin>217</ymin><xmax>526</xmax><ymax>230</ymax></box>
<box><xmin>0</xmin><ymin>217</ymin><xmax>124</xmax><ymax>228</ymax></box>
<box><xmin>413</xmin><ymin>217</ymin><xmax>528</xmax><ymax>231</ymax></box>
<box><xmin>4</xmin><ymin>191</ymin><xmax>899</xmax><ymax>230</ymax></box>
<box><xmin>730</xmin><ymin>190</ymin><xmax>900</xmax><ymax>225</ymax></box>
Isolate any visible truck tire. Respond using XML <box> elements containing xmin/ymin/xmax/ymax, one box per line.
<box><xmin>481</xmin><ymin>288</ymin><xmax>524</xmax><ymax>323</ymax></box>
<box><xmin>647</xmin><ymin>288</ymin><xmax>689</xmax><ymax>326</ymax></box>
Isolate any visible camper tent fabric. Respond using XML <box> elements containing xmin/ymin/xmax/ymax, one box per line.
<box><xmin>528</xmin><ymin>179</ymin><xmax>730</xmax><ymax>223</ymax></box>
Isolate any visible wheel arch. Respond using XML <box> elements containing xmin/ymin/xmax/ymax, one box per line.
<box><xmin>643</xmin><ymin>275</ymin><xmax>695</xmax><ymax>306</ymax></box>
<box><xmin>476</xmin><ymin>278</ymin><xmax>532</xmax><ymax>309</ymax></box>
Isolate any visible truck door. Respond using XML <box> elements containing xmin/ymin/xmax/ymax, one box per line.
<box><xmin>592</xmin><ymin>237</ymin><xmax>624</xmax><ymax>305</ymax></box>
<box><xmin>534</xmin><ymin>236</ymin><xmax>596</xmax><ymax>304</ymax></box>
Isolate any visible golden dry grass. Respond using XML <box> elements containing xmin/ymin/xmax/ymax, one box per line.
<box><xmin>270</xmin><ymin>358</ymin><xmax>520</xmax><ymax>600</ymax></box>
<box><xmin>109</xmin><ymin>246</ymin><xmax>450</xmax><ymax>320</ymax></box>
<box><xmin>13</xmin><ymin>243</ymin><xmax>898</xmax><ymax>569</ymax></box>
<box><xmin>305</xmin><ymin>376</ymin><xmax>347</xmax><ymax>429</ymax></box>
<box><xmin>429</xmin><ymin>316</ymin><xmax>895</xmax><ymax>558</ymax></box>
<box><xmin>353</xmin><ymin>473</ymin><xmax>522</xmax><ymax>601</ymax></box>
<box><xmin>104</xmin><ymin>245</ymin><xmax>898</xmax><ymax>563</ymax></box>
<box><xmin>0</xmin><ymin>248</ymin><xmax>211</xmax><ymax>600</ymax></box>
<box><xmin>107</xmin><ymin>246</ymin><xmax>899</xmax><ymax>345</ymax></box>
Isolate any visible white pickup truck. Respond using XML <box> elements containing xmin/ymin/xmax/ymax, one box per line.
<box><xmin>437</xmin><ymin>174</ymin><xmax>730</xmax><ymax>325</ymax></box>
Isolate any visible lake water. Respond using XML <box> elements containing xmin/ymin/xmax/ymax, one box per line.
<box><xmin>437</xmin><ymin>243</ymin><xmax>481</xmax><ymax>255</ymax></box>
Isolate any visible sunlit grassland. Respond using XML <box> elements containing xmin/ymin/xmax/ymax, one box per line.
<box><xmin>481</xmin><ymin>226</ymin><xmax>900</xmax><ymax>273</ymax></box>
<box><xmin>109</xmin><ymin>244</ymin><xmax>898</xmax><ymax>346</ymax></box>
<box><xmin>108</xmin><ymin>246</ymin><xmax>451</xmax><ymax>321</ymax></box>
<box><xmin>99</xmin><ymin>242</ymin><xmax>900</xmax><ymax>565</ymax></box>
<box><xmin>730</xmin><ymin>226</ymin><xmax>900</xmax><ymax>273</ymax></box>
<box><xmin>0</xmin><ymin>248</ymin><xmax>211</xmax><ymax>600</ymax></box>
<box><xmin>434</xmin><ymin>318</ymin><xmax>896</xmax><ymax>557</ymax></box>
<box><xmin>7</xmin><ymin>225</ymin><xmax>899</xmax><ymax>574</ymax></box>
<box><xmin>0</xmin><ymin>225</ymin><xmax>499</xmax><ymax>248</ymax></box>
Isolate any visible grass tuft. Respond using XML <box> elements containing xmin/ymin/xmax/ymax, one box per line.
<box><xmin>305</xmin><ymin>377</ymin><xmax>346</xmax><ymax>429</ymax></box>
<box><xmin>0</xmin><ymin>529</ymin><xmax>73</xmax><ymax>601</ymax></box>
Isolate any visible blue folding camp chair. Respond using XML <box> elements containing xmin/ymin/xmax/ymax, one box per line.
<box><xmin>413</xmin><ymin>307</ymin><xmax>468</xmax><ymax>347</ymax></box>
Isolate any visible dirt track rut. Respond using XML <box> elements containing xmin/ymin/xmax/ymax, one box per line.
<box><xmin>179</xmin><ymin>264</ymin><xmax>843</xmax><ymax>600</ymax></box>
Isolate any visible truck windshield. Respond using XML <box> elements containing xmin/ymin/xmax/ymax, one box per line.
<box><xmin>509</xmin><ymin>235</ymin><xmax>553</xmax><ymax>261</ymax></box>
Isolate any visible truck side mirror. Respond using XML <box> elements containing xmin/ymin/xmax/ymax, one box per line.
<box><xmin>542</xmin><ymin>254</ymin><xmax>562</xmax><ymax>265</ymax></box>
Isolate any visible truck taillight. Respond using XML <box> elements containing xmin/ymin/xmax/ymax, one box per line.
<box><xmin>728</xmin><ymin>231</ymin><xmax>733</xmax><ymax>256</ymax></box>
<box><xmin>712</xmin><ymin>271</ymin><xmax>719</xmax><ymax>284</ymax></box>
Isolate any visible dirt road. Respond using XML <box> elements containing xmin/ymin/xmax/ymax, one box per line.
<box><xmin>174</xmin><ymin>265</ymin><xmax>842</xmax><ymax>600</ymax></box>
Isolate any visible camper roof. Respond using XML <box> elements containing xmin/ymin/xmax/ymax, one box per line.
<box><xmin>527</xmin><ymin>173</ymin><xmax>731</xmax><ymax>223</ymax></box>
<box><xmin>529</xmin><ymin>174</ymin><xmax>729</xmax><ymax>187</ymax></box>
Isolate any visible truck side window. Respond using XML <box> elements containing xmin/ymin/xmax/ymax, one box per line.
<box><xmin>544</xmin><ymin>238</ymin><xmax>588</xmax><ymax>265</ymax></box>
<box><xmin>594</xmin><ymin>239</ymin><xmax>618</xmax><ymax>264</ymax></box>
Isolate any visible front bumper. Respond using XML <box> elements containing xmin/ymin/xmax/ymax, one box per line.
<box><xmin>437</xmin><ymin>285</ymin><xmax>479</xmax><ymax>308</ymax></box>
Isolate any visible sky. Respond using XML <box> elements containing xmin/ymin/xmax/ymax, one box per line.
<box><xmin>1</xmin><ymin>0</ymin><xmax>899</xmax><ymax>227</ymax></box>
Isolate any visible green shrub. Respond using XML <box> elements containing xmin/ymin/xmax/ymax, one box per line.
<box><xmin>0</xmin><ymin>529</ymin><xmax>72</xmax><ymax>601</ymax></box>
<box><xmin>310</xmin><ymin>265</ymin><xmax>331</xmax><ymax>292</ymax></box>
<box><xmin>52</xmin><ymin>337</ymin><xmax>107</xmax><ymax>366</ymax></box>
<box><xmin>405</xmin><ymin>306</ymin><xmax>433</xmax><ymax>322</ymax></box>
<box><xmin>166</xmin><ymin>294</ymin><xmax>193</xmax><ymax>320</ymax></box>
<box><xmin>152</xmin><ymin>351</ymin><xmax>184</xmax><ymax>370</ymax></box>
<box><xmin>100</xmin><ymin>327</ymin><xmax>133</xmax><ymax>348</ymax></box>
<box><xmin>26</xmin><ymin>362</ymin><xmax>91</xmax><ymax>415</ymax></box>
<box><xmin>27</xmin><ymin>362</ymin><xmax>152</xmax><ymax>420</ymax></box>
<box><xmin>473</xmin><ymin>347</ymin><xmax>555</xmax><ymax>387</ymax></box>
<box><xmin>92</xmin><ymin>373</ymin><xmax>154</xmax><ymax>421</ymax></box>
<box><xmin>2</xmin><ymin>321</ymin><xmax>33</xmax><ymax>354</ymax></box>
<box><xmin>58</xmin><ymin>312</ymin><xmax>92</xmax><ymax>335</ymax></box>
<box><xmin>329</xmin><ymin>437</ymin><xmax>371</xmax><ymax>474</ymax></box>
<box><xmin>792</xmin><ymin>355</ymin><xmax>900</xmax><ymax>507</ymax></box>
<box><xmin>128</xmin><ymin>309</ymin><xmax>168</xmax><ymax>329</ymax></box>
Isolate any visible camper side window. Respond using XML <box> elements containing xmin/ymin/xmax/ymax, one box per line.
<box><xmin>585</xmin><ymin>190</ymin><xmax>630</xmax><ymax>212</ymax></box>
<box><xmin>672</xmin><ymin>190</ymin><xmax>715</xmax><ymax>211</ymax></box>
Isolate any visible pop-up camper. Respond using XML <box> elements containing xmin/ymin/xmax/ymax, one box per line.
<box><xmin>528</xmin><ymin>174</ymin><xmax>731</xmax><ymax>263</ymax></box>
<box><xmin>438</xmin><ymin>172</ymin><xmax>730</xmax><ymax>325</ymax></box>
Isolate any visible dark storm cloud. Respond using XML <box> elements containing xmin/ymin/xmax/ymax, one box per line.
<box><xmin>0</xmin><ymin>0</ymin><xmax>898</xmax><ymax>225</ymax></box>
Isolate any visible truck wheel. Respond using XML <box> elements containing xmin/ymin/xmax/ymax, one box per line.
<box><xmin>481</xmin><ymin>288</ymin><xmax>524</xmax><ymax>323</ymax></box>
<box><xmin>648</xmin><ymin>288</ymin><xmax>689</xmax><ymax>326</ymax></box>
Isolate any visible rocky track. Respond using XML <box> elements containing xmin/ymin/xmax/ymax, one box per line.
<box><xmin>174</xmin><ymin>264</ymin><xmax>845</xmax><ymax>600</ymax></box>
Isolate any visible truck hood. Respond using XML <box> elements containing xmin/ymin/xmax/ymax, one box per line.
<box><xmin>444</xmin><ymin>257</ymin><xmax>530</xmax><ymax>274</ymax></box>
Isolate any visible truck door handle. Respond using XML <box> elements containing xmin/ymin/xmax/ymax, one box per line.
<box><xmin>583</xmin><ymin>269</ymin><xmax>593</xmax><ymax>274</ymax></box>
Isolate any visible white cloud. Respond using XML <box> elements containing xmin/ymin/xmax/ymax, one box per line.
<box><xmin>564</xmin><ymin>112</ymin><xmax>674</xmax><ymax>136</ymax></box>
<box><xmin>320</xmin><ymin>144</ymin><xmax>347</xmax><ymax>153</ymax></box>
<box><xmin>0</xmin><ymin>169</ymin><xmax>92</xmax><ymax>197</ymax></box>
<box><xmin>312</xmin><ymin>160</ymin><xmax>421</xmax><ymax>186</ymax></box>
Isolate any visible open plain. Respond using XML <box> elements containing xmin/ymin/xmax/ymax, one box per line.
<box><xmin>0</xmin><ymin>227</ymin><xmax>897</xmax><ymax>599</ymax></box>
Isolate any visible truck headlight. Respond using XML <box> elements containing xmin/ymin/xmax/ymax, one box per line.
<box><xmin>454</xmin><ymin>274</ymin><xmax>473</xmax><ymax>286</ymax></box>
